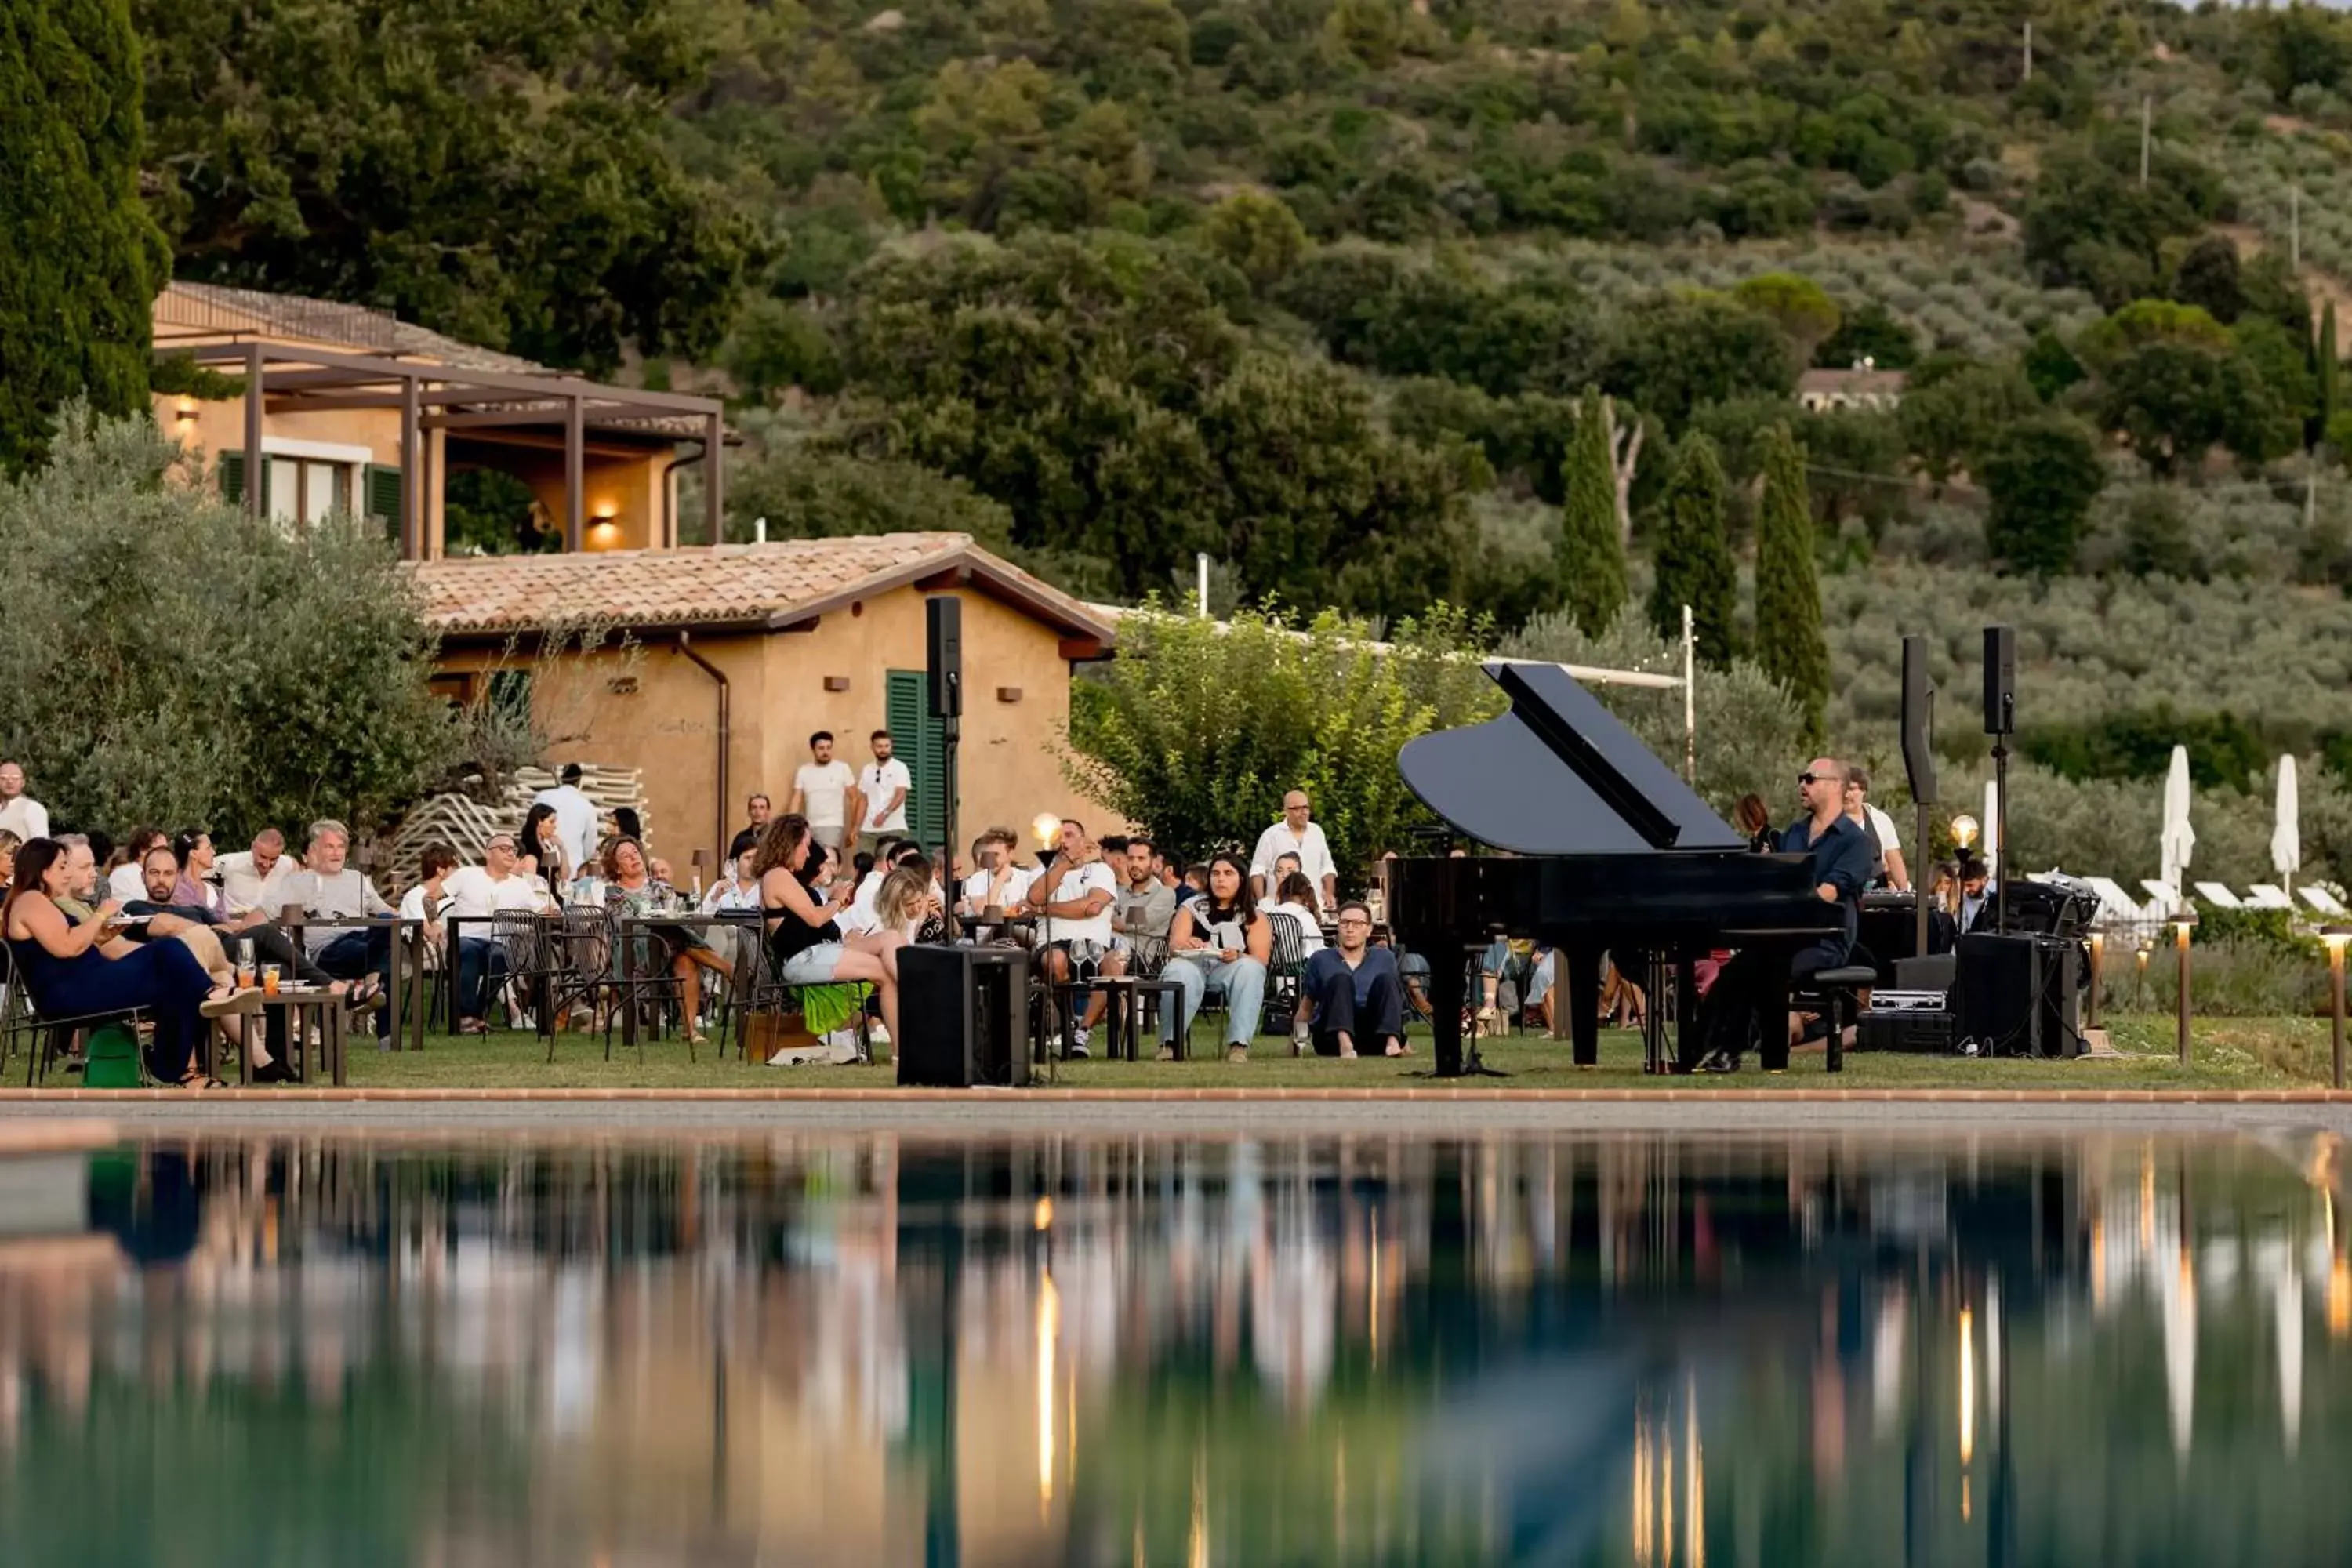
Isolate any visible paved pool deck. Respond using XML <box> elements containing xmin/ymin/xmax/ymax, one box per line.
<box><xmin>5</xmin><ymin>1092</ymin><xmax>2352</xmax><ymax>1138</ymax></box>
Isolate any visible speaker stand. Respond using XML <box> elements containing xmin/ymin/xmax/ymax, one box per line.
<box><xmin>1991</xmin><ymin>731</ymin><xmax>2011</xmax><ymax>936</ymax></box>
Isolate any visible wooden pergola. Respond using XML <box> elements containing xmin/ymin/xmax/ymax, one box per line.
<box><xmin>181</xmin><ymin>340</ymin><xmax>728</xmax><ymax>557</ymax></box>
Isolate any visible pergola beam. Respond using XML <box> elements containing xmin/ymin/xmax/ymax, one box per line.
<box><xmin>183</xmin><ymin>339</ymin><xmax>724</xmax><ymax>417</ymax></box>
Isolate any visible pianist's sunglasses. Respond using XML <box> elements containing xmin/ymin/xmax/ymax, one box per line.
<box><xmin>1796</xmin><ymin>771</ymin><xmax>1822</xmax><ymax>786</ymax></box>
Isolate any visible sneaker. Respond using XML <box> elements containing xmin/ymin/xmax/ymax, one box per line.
<box><xmin>1225</xmin><ymin>1044</ymin><xmax>1247</xmax><ymax>1064</ymax></box>
<box><xmin>1066</xmin><ymin>1028</ymin><xmax>1091</xmax><ymax>1060</ymax></box>
<box><xmin>819</xmin><ymin>1029</ymin><xmax>862</xmax><ymax>1065</ymax></box>
<box><xmin>1154</xmin><ymin>1046</ymin><xmax>1177</xmax><ymax>1062</ymax></box>
<box><xmin>867</xmin><ymin>1021</ymin><xmax>891</xmax><ymax>1046</ymax></box>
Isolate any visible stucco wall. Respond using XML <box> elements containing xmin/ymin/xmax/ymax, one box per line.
<box><xmin>434</xmin><ymin>583</ymin><xmax>1100</xmax><ymax>877</ymax></box>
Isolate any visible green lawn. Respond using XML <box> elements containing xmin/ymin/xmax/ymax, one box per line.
<box><xmin>245</xmin><ymin>1009</ymin><xmax>2352</xmax><ymax>1091</ymax></box>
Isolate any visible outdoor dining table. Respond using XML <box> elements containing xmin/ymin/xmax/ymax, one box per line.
<box><xmin>270</xmin><ymin>913</ymin><xmax>428</xmax><ymax>1052</ymax></box>
<box><xmin>251</xmin><ymin>984</ymin><xmax>350</xmax><ymax>1086</ymax></box>
<box><xmin>612</xmin><ymin>907</ymin><xmax>767</xmax><ymax>1052</ymax></box>
<box><xmin>440</xmin><ymin>905</ymin><xmax>564</xmax><ymax>1033</ymax></box>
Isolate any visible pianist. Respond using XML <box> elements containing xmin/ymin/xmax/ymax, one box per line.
<box><xmin>1696</xmin><ymin>756</ymin><xmax>1872</xmax><ymax>1073</ymax></box>
<box><xmin>1777</xmin><ymin>757</ymin><xmax>1875</xmax><ymax>1031</ymax></box>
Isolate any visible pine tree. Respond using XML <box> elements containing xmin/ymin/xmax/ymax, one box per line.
<box><xmin>1753</xmin><ymin>422</ymin><xmax>1828</xmax><ymax>746</ymax></box>
<box><xmin>0</xmin><ymin>0</ymin><xmax>169</xmax><ymax>473</ymax></box>
<box><xmin>1556</xmin><ymin>387</ymin><xmax>1627</xmax><ymax>633</ymax></box>
<box><xmin>1648</xmin><ymin>434</ymin><xmax>1740</xmax><ymax>666</ymax></box>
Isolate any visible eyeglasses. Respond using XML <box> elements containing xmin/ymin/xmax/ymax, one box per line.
<box><xmin>1336</xmin><ymin>916</ymin><xmax>1370</xmax><ymax>927</ymax></box>
<box><xmin>1797</xmin><ymin>772</ymin><xmax>1821</xmax><ymax>786</ymax></box>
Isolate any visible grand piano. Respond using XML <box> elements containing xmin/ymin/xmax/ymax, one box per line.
<box><xmin>1386</xmin><ymin>661</ymin><xmax>1842</xmax><ymax>1076</ymax></box>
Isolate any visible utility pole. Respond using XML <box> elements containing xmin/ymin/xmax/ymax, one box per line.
<box><xmin>2023</xmin><ymin>21</ymin><xmax>2033</xmax><ymax>82</ymax></box>
<box><xmin>2140</xmin><ymin>96</ymin><xmax>2152</xmax><ymax>190</ymax></box>
<box><xmin>2292</xmin><ymin>183</ymin><xmax>2303</xmax><ymax>270</ymax></box>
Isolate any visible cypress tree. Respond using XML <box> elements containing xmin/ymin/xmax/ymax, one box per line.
<box><xmin>1556</xmin><ymin>387</ymin><xmax>1627</xmax><ymax>633</ymax></box>
<box><xmin>1753</xmin><ymin>422</ymin><xmax>1828</xmax><ymax>746</ymax></box>
<box><xmin>1647</xmin><ymin>434</ymin><xmax>1740</xmax><ymax>667</ymax></box>
<box><xmin>2318</xmin><ymin>299</ymin><xmax>2341</xmax><ymax>448</ymax></box>
<box><xmin>0</xmin><ymin>0</ymin><xmax>169</xmax><ymax>473</ymax></box>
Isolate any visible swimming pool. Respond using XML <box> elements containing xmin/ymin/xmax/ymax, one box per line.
<box><xmin>0</xmin><ymin>1116</ymin><xmax>2344</xmax><ymax>1565</ymax></box>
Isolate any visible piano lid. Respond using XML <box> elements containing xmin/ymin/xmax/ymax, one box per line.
<box><xmin>1398</xmin><ymin>660</ymin><xmax>1747</xmax><ymax>855</ymax></box>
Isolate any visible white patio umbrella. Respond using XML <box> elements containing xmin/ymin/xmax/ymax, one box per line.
<box><xmin>2160</xmin><ymin>745</ymin><xmax>2196</xmax><ymax>911</ymax></box>
<box><xmin>2274</xmin><ymin>755</ymin><xmax>2302</xmax><ymax>897</ymax></box>
<box><xmin>1982</xmin><ymin>779</ymin><xmax>2000</xmax><ymax>879</ymax></box>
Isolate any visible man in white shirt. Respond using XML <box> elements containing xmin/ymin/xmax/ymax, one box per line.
<box><xmin>855</xmin><ymin>729</ymin><xmax>912</xmax><ymax>857</ymax></box>
<box><xmin>1250</xmin><ymin>790</ymin><xmax>1338</xmax><ymax>909</ymax></box>
<box><xmin>958</xmin><ymin>826</ymin><xmax>1033</xmax><ymax>919</ymax></box>
<box><xmin>215</xmin><ymin>827</ymin><xmax>302</xmax><ymax>916</ymax></box>
<box><xmin>1029</xmin><ymin>819</ymin><xmax>1118</xmax><ymax>1058</ymax></box>
<box><xmin>1842</xmin><ymin>767</ymin><xmax>1910</xmax><ymax>891</ymax></box>
<box><xmin>789</xmin><ymin>731</ymin><xmax>859</xmax><ymax>853</ymax></box>
<box><xmin>284</xmin><ymin>818</ymin><xmax>397</xmax><ymax>1040</ymax></box>
<box><xmin>532</xmin><ymin>763</ymin><xmax>600</xmax><ymax>880</ymax></box>
<box><xmin>0</xmin><ymin>760</ymin><xmax>49</xmax><ymax>844</ymax></box>
<box><xmin>429</xmin><ymin>833</ymin><xmax>546</xmax><ymax>1029</ymax></box>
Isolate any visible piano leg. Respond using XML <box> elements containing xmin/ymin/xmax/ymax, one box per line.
<box><xmin>1566</xmin><ymin>946</ymin><xmax>1600</xmax><ymax>1069</ymax></box>
<box><xmin>1429</xmin><ymin>944</ymin><xmax>1466</xmax><ymax>1078</ymax></box>
<box><xmin>1674</xmin><ymin>959</ymin><xmax>1700</xmax><ymax>1076</ymax></box>
<box><xmin>1642</xmin><ymin>950</ymin><xmax>1671</xmax><ymax>1074</ymax></box>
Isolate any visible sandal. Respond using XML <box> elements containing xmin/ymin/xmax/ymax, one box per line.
<box><xmin>200</xmin><ymin>989</ymin><xmax>263</xmax><ymax>1020</ymax></box>
<box><xmin>344</xmin><ymin>979</ymin><xmax>387</xmax><ymax>1013</ymax></box>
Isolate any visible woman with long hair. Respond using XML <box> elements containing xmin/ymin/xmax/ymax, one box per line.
<box><xmin>751</xmin><ymin>814</ymin><xmax>906</xmax><ymax>1061</ymax></box>
<box><xmin>0</xmin><ymin>830</ymin><xmax>19</xmax><ymax>895</ymax></box>
<box><xmin>1733</xmin><ymin>793</ymin><xmax>1774</xmax><ymax>852</ymax></box>
<box><xmin>603</xmin><ymin>836</ymin><xmax>731</xmax><ymax>1047</ymax></box>
<box><xmin>3</xmin><ymin>838</ymin><xmax>258</xmax><ymax>1090</ymax></box>
<box><xmin>521</xmin><ymin>803</ymin><xmax>569</xmax><ymax>895</ymax></box>
<box><xmin>1164</xmin><ymin>851</ymin><xmax>1272</xmax><ymax>1063</ymax></box>
<box><xmin>871</xmin><ymin>862</ymin><xmax>938</xmax><ymax>942</ymax></box>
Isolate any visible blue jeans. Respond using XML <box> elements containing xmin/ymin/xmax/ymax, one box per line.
<box><xmin>316</xmin><ymin>928</ymin><xmax>392</xmax><ymax>1037</ymax></box>
<box><xmin>454</xmin><ymin>936</ymin><xmax>506</xmax><ymax>1022</ymax></box>
<box><xmin>1167</xmin><ymin>954</ymin><xmax>1267</xmax><ymax>1047</ymax></box>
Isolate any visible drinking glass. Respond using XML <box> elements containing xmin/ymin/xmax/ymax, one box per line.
<box><xmin>261</xmin><ymin>964</ymin><xmax>281</xmax><ymax>996</ymax></box>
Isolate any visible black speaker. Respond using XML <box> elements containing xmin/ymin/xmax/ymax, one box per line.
<box><xmin>1957</xmin><ymin>931</ymin><xmax>2038</xmax><ymax>1055</ymax></box>
<box><xmin>1957</xmin><ymin>932</ymin><xmax>2083</xmax><ymax>1058</ymax></box>
<box><xmin>927</xmin><ymin>595</ymin><xmax>962</xmax><ymax>718</ymax></box>
<box><xmin>1900</xmin><ymin>633</ymin><xmax>1937</xmax><ymax>804</ymax></box>
<box><xmin>1982</xmin><ymin>624</ymin><xmax>2016</xmax><ymax>736</ymax></box>
<box><xmin>897</xmin><ymin>943</ymin><xmax>1029</xmax><ymax>1087</ymax></box>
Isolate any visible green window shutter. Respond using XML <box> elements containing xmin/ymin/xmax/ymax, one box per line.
<box><xmin>365</xmin><ymin>463</ymin><xmax>403</xmax><ymax>523</ymax></box>
<box><xmin>884</xmin><ymin>670</ymin><xmax>947</xmax><ymax>850</ymax></box>
<box><xmin>220</xmin><ymin>452</ymin><xmax>274</xmax><ymax>510</ymax></box>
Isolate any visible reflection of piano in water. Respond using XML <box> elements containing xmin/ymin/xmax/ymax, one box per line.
<box><xmin>1387</xmin><ymin>661</ymin><xmax>1842</xmax><ymax>1076</ymax></box>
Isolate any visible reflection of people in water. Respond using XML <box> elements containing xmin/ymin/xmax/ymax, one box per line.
<box><xmin>85</xmin><ymin>1145</ymin><xmax>202</xmax><ymax>1269</ymax></box>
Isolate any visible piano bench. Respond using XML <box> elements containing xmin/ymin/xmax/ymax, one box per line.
<box><xmin>1793</xmin><ymin>965</ymin><xmax>1877</xmax><ymax>1074</ymax></box>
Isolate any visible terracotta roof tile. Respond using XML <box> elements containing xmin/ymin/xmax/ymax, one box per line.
<box><xmin>404</xmin><ymin>535</ymin><xmax>1116</xmax><ymax>643</ymax></box>
<box><xmin>160</xmin><ymin>281</ymin><xmax>547</xmax><ymax>374</ymax></box>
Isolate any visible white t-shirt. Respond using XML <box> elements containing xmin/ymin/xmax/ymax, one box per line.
<box><xmin>961</xmin><ymin>864</ymin><xmax>1036</xmax><ymax>913</ymax></box>
<box><xmin>1249</xmin><ymin>820</ymin><xmax>1336</xmax><ymax>896</ymax></box>
<box><xmin>1266</xmin><ymin>901</ymin><xmax>1326</xmax><ymax>954</ymax></box>
<box><xmin>397</xmin><ymin>883</ymin><xmax>448</xmax><ymax>924</ymax></box>
<box><xmin>442</xmin><ymin>865</ymin><xmax>546</xmax><ymax>918</ymax></box>
<box><xmin>0</xmin><ymin>796</ymin><xmax>50</xmax><ymax>844</ymax></box>
<box><xmin>794</xmin><ymin>760</ymin><xmax>856</xmax><ymax>829</ymax></box>
<box><xmin>856</xmin><ymin>758</ymin><xmax>912</xmax><ymax>833</ymax></box>
<box><xmin>1863</xmin><ymin>804</ymin><xmax>1902</xmax><ymax>852</ymax></box>
<box><xmin>216</xmin><ymin>850</ymin><xmax>299</xmax><ymax>915</ymax></box>
<box><xmin>1033</xmin><ymin>860</ymin><xmax>1117</xmax><ymax>947</ymax></box>
<box><xmin>533</xmin><ymin>784</ymin><xmax>600</xmax><ymax>877</ymax></box>
<box><xmin>107</xmin><ymin>863</ymin><xmax>147</xmax><ymax>902</ymax></box>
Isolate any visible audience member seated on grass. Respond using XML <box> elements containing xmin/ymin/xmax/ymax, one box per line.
<box><xmin>604</xmin><ymin>836</ymin><xmax>731</xmax><ymax>1047</ymax></box>
<box><xmin>1477</xmin><ymin>938</ymin><xmax>1555</xmax><ymax>1035</ymax></box>
<box><xmin>215</xmin><ymin>827</ymin><xmax>300</xmax><ymax>916</ymax></box>
<box><xmin>124</xmin><ymin>843</ymin><xmax>323</xmax><ymax>1082</ymax></box>
<box><xmin>107</xmin><ymin>826</ymin><xmax>166</xmax><ymax>902</ymax></box>
<box><xmin>287</xmin><ymin>819</ymin><xmax>396</xmax><ymax>1042</ymax></box>
<box><xmin>2</xmin><ymin>838</ymin><xmax>258</xmax><ymax>1091</ymax></box>
<box><xmin>753</xmin><ymin>814</ymin><xmax>906</xmax><ymax>1065</ymax></box>
<box><xmin>1164</xmin><ymin>852</ymin><xmax>1272</xmax><ymax>1065</ymax></box>
<box><xmin>1265</xmin><ymin>871</ymin><xmax>1327</xmax><ymax>956</ymax></box>
<box><xmin>1300</xmin><ymin>902</ymin><xmax>1407</xmax><ymax>1058</ymax></box>
<box><xmin>1030</xmin><ymin>819</ymin><xmax>1119</xmax><ymax>1058</ymax></box>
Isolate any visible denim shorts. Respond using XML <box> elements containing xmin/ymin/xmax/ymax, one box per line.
<box><xmin>777</xmin><ymin>943</ymin><xmax>845</xmax><ymax>984</ymax></box>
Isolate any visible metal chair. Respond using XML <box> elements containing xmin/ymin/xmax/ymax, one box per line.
<box><xmin>1264</xmin><ymin>914</ymin><xmax>1309</xmax><ymax>1036</ymax></box>
<box><xmin>2</xmin><ymin>969</ymin><xmax>152</xmax><ymax>1087</ymax></box>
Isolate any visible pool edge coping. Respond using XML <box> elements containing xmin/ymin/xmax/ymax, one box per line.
<box><xmin>2</xmin><ymin>1087</ymin><xmax>2350</xmax><ymax>1103</ymax></box>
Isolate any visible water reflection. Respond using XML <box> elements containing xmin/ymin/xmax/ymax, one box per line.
<box><xmin>0</xmin><ymin>1127</ymin><xmax>2349</xmax><ymax>1563</ymax></box>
